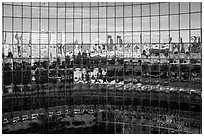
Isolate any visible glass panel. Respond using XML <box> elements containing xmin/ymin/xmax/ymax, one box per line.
<box><xmin>170</xmin><ymin>15</ymin><xmax>179</xmax><ymax>30</ymax></box>
<box><xmin>151</xmin><ymin>16</ymin><xmax>159</xmax><ymax>31</ymax></box>
<box><xmin>142</xmin><ymin>17</ymin><xmax>150</xmax><ymax>31</ymax></box>
<box><xmin>151</xmin><ymin>4</ymin><xmax>159</xmax><ymax>15</ymax></box>
<box><xmin>142</xmin><ymin>4</ymin><xmax>150</xmax><ymax>16</ymax></box>
<box><xmin>14</xmin><ymin>6</ymin><xmax>22</xmax><ymax>17</ymax></box>
<box><xmin>180</xmin><ymin>14</ymin><xmax>189</xmax><ymax>29</ymax></box>
<box><xmin>191</xmin><ymin>13</ymin><xmax>201</xmax><ymax>28</ymax></box>
<box><xmin>160</xmin><ymin>3</ymin><xmax>169</xmax><ymax>15</ymax></box>
<box><xmin>133</xmin><ymin>17</ymin><xmax>141</xmax><ymax>31</ymax></box>
<box><xmin>191</xmin><ymin>2</ymin><xmax>201</xmax><ymax>12</ymax></box>
<box><xmin>170</xmin><ymin>2</ymin><xmax>179</xmax><ymax>14</ymax></box>
<box><xmin>180</xmin><ymin>2</ymin><xmax>189</xmax><ymax>13</ymax></box>
<box><xmin>41</xmin><ymin>7</ymin><xmax>48</xmax><ymax>18</ymax></box>
<box><xmin>160</xmin><ymin>16</ymin><xmax>169</xmax><ymax>30</ymax></box>
<box><xmin>133</xmin><ymin>5</ymin><xmax>141</xmax><ymax>16</ymax></box>
<box><xmin>3</xmin><ymin>5</ymin><xmax>12</xmax><ymax>16</ymax></box>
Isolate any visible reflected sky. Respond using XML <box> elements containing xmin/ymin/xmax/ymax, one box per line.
<box><xmin>2</xmin><ymin>2</ymin><xmax>202</xmax><ymax>43</ymax></box>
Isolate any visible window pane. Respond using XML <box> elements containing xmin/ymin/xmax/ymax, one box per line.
<box><xmin>160</xmin><ymin>3</ymin><xmax>169</xmax><ymax>15</ymax></box>
<box><xmin>170</xmin><ymin>15</ymin><xmax>179</xmax><ymax>30</ymax></box>
<box><xmin>124</xmin><ymin>6</ymin><xmax>132</xmax><ymax>17</ymax></box>
<box><xmin>83</xmin><ymin>7</ymin><xmax>90</xmax><ymax>18</ymax></box>
<box><xmin>49</xmin><ymin>19</ymin><xmax>57</xmax><ymax>32</ymax></box>
<box><xmin>142</xmin><ymin>4</ymin><xmax>150</xmax><ymax>16</ymax></box>
<box><xmin>83</xmin><ymin>19</ymin><xmax>90</xmax><ymax>32</ymax></box>
<box><xmin>32</xmin><ymin>7</ymin><xmax>40</xmax><ymax>18</ymax></box>
<box><xmin>23</xmin><ymin>6</ymin><xmax>31</xmax><ymax>17</ymax></box>
<box><xmin>191</xmin><ymin>13</ymin><xmax>201</xmax><ymax>28</ymax></box>
<box><xmin>180</xmin><ymin>2</ymin><xmax>189</xmax><ymax>13</ymax></box>
<box><xmin>170</xmin><ymin>3</ymin><xmax>179</xmax><ymax>14</ymax></box>
<box><xmin>23</xmin><ymin>19</ymin><xmax>31</xmax><ymax>31</ymax></box>
<box><xmin>58</xmin><ymin>19</ymin><xmax>65</xmax><ymax>32</ymax></box>
<box><xmin>14</xmin><ymin>6</ymin><xmax>22</xmax><ymax>17</ymax></box>
<box><xmin>191</xmin><ymin>2</ymin><xmax>201</xmax><ymax>12</ymax></box>
<box><xmin>3</xmin><ymin>18</ymin><xmax>12</xmax><ymax>31</ymax></box>
<box><xmin>116</xmin><ymin>6</ymin><xmax>123</xmax><ymax>17</ymax></box>
<box><xmin>142</xmin><ymin>17</ymin><xmax>150</xmax><ymax>31</ymax></box>
<box><xmin>133</xmin><ymin>17</ymin><xmax>141</xmax><ymax>31</ymax></box>
<box><xmin>116</xmin><ymin>18</ymin><xmax>123</xmax><ymax>32</ymax></box>
<box><xmin>66</xmin><ymin>8</ymin><xmax>73</xmax><ymax>18</ymax></box>
<box><xmin>160</xmin><ymin>16</ymin><xmax>169</xmax><ymax>30</ymax></box>
<box><xmin>91</xmin><ymin>19</ymin><xmax>98</xmax><ymax>32</ymax></box>
<box><xmin>74</xmin><ymin>19</ymin><xmax>81</xmax><ymax>32</ymax></box>
<box><xmin>133</xmin><ymin>5</ymin><xmax>141</xmax><ymax>16</ymax></box>
<box><xmin>151</xmin><ymin>16</ymin><xmax>159</xmax><ymax>31</ymax></box>
<box><xmin>99</xmin><ymin>19</ymin><xmax>106</xmax><ymax>32</ymax></box>
<box><xmin>14</xmin><ymin>18</ymin><xmax>22</xmax><ymax>31</ymax></box>
<box><xmin>49</xmin><ymin>8</ymin><xmax>57</xmax><ymax>18</ymax></box>
<box><xmin>74</xmin><ymin>8</ymin><xmax>81</xmax><ymax>18</ymax></box>
<box><xmin>99</xmin><ymin>7</ymin><xmax>106</xmax><ymax>18</ymax></box>
<box><xmin>41</xmin><ymin>7</ymin><xmax>48</xmax><ymax>18</ymax></box>
<box><xmin>66</xmin><ymin>19</ymin><xmax>73</xmax><ymax>32</ymax></box>
<box><xmin>107</xmin><ymin>18</ymin><xmax>114</xmax><ymax>32</ymax></box>
<box><xmin>107</xmin><ymin>7</ymin><xmax>114</xmax><ymax>17</ymax></box>
<box><xmin>124</xmin><ymin>18</ymin><xmax>132</xmax><ymax>31</ymax></box>
<box><xmin>180</xmin><ymin>14</ymin><xmax>189</xmax><ymax>29</ymax></box>
<box><xmin>3</xmin><ymin>5</ymin><xmax>12</xmax><ymax>16</ymax></box>
<box><xmin>151</xmin><ymin>4</ymin><xmax>159</xmax><ymax>15</ymax></box>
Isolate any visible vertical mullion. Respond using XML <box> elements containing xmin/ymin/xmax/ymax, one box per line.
<box><xmin>178</xmin><ymin>2</ymin><xmax>181</xmax><ymax>124</ymax></box>
<box><xmin>168</xmin><ymin>2</ymin><xmax>170</xmax><ymax>133</ymax></box>
<box><xmin>131</xmin><ymin>2</ymin><xmax>134</xmax><ymax>134</ymax></box>
<box><xmin>105</xmin><ymin>2</ymin><xmax>108</xmax><ymax>132</ymax></box>
<box><xmin>147</xmin><ymin>3</ymin><xmax>153</xmax><ymax>134</ymax></box>
<box><xmin>189</xmin><ymin>2</ymin><xmax>192</xmax><ymax>133</ymax></box>
<box><xmin>122</xmin><ymin>3</ymin><xmax>125</xmax><ymax>133</ymax></box>
<box><xmin>140</xmin><ymin>3</ymin><xmax>142</xmax><ymax>133</ymax></box>
<box><xmin>158</xmin><ymin>3</ymin><xmax>161</xmax><ymax>134</ymax></box>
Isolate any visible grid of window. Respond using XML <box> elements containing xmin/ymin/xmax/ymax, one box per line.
<box><xmin>2</xmin><ymin>2</ymin><xmax>202</xmax><ymax>134</ymax></box>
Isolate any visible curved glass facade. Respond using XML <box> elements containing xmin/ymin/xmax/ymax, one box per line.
<box><xmin>2</xmin><ymin>2</ymin><xmax>202</xmax><ymax>134</ymax></box>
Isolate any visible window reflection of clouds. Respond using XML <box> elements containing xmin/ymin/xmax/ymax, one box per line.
<box><xmin>142</xmin><ymin>17</ymin><xmax>150</xmax><ymax>31</ymax></box>
<box><xmin>2</xmin><ymin>2</ymin><xmax>202</xmax><ymax>44</ymax></box>
<box><xmin>170</xmin><ymin>3</ymin><xmax>179</xmax><ymax>14</ymax></box>
<box><xmin>124</xmin><ymin>18</ymin><xmax>132</xmax><ymax>31</ymax></box>
<box><xmin>14</xmin><ymin>18</ymin><xmax>22</xmax><ymax>31</ymax></box>
<box><xmin>14</xmin><ymin>5</ymin><xmax>22</xmax><ymax>17</ymax></box>
<box><xmin>191</xmin><ymin>2</ymin><xmax>201</xmax><ymax>12</ymax></box>
<box><xmin>124</xmin><ymin>6</ymin><xmax>132</xmax><ymax>17</ymax></box>
<box><xmin>116</xmin><ymin>18</ymin><xmax>123</xmax><ymax>32</ymax></box>
<box><xmin>151</xmin><ymin>16</ymin><xmax>159</xmax><ymax>31</ymax></box>
<box><xmin>191</xmin><ymin>13</ymin><xmax>201</xmax><ymax>28</ymax></box>
<box><xmin>32</xmin><ymin>7</ymin><xmax>40</xmax><ymax>18</ymax></box>
<box><xmin>66</xmin><ymin>19</ymin><xmax>73</xmax><ymax>32</ymax></box>
<box><xmin>180</xmin><ymin>14</ymin><xmax>189</xmax><ymax>29</ymax></box>
<box><xmin>180</xmin><ymin>2</ymin><xmax>189</xmax><ymax>13</ymax></box>
<box><xmin>151</xmin><ymin>4</ymin><xmax>159</xmax><ymax>16</ymax></box>
<box><xmin>160</xmin><ymin>16</ymin><xmax>169</xmax><ymax>30</ymax></box>
<box><xmin>83</xmin><ymin>8</ymin><xmax>90</xmax><ymax>18</ymax></box>
<box><xmin>116</xmin><ymin>6</ymin><xmax>123</xmax><ymax>17</ymax></box>
<box><xmin>170</xmin><ymin>15</ymin><xmax>179</xmax><ymax>30</ymax></box>
<box><xmin>83</xmin><ymin>19</ymin><xmax>90</xmax><ymax>32</ymax></box>
<box><xmin>4</xmin><ymin>5</ymin><xmax>12</xmax><ymax>16</ymax></box>
<box><xmin>133</xmin><ymin>5</ymin><xmax>140</xmax><ymax>16</ymax></box>
<box><xmin>23</xmin><ymin>19</ymin><xmax>31</xmax><ymax>31</ymax></box>
<box><xmin>133</xmin><ymin>18</ymin><xmax>141</xmax><ymax>32</ymax></box>
<box><xmin>99</xmin><ymin>19</ymin><xmax>106</xmax><ymax>32</ymax></box>
<box><xmin>160</xmin><ymin>3</ymin><xmax>169</xmax><ymax>15</ymax></box>
<box><xmin>142</xmin><ymin>4</ymin><xmax>150</xmax><ymax>16</ymax></box>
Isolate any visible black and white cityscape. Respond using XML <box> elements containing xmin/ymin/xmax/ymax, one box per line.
<box><xmin>2</xmin><ymin>2</ymin><xmax>202</xmax><ymax>134</ymax></box>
